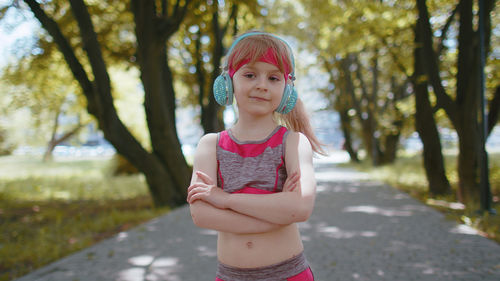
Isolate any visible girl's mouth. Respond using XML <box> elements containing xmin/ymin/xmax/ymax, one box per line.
<box><xmin>250</xmin><ymin>96</ymin><xmax>270</xmax><ymax>102</ymax></box>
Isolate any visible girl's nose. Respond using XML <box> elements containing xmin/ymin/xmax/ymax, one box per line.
<box><xmin>256</xmin><ymin>76</ymin><xmax>268</xmax><ymax>91</ymax></box>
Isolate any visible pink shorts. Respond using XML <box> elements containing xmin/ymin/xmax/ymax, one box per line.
<box><xmin>215</xmin><ymin>252</ymin><xmax>314</xmax><ymax>281</ymax></box>
<box><xmin>215</xmin><ymin>267</ymin><xmax>314</xmax><ymax>281</ymax></box>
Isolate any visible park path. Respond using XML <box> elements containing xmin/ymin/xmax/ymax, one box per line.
<box><xmin>15</xmin><ymin>154</ymin><xmax>500</xmax><ymax>281</ymax></box>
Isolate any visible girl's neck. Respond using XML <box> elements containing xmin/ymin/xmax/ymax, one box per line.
<box><xmin>231</xmin><ymin>114</ymin><xmax>279</xmax><ymax>142</ymax></box>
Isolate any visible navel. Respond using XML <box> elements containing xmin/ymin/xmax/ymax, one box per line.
<box><xmin>246</xmin><ymin>241</ymin><xmax>254</xmax><ymax>249</ymax></box>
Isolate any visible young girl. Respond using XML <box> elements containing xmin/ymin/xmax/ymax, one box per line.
<box><xmin>187</xmin><ymin>31</ymin><xmax>323</xmax><ymax>281</ymax></box>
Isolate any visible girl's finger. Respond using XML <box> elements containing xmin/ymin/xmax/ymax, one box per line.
<box><xmin>187</xmin><ymin>185</ymin><xmax>206</xmax><ymax>202</ymax></box>
<box><xmin>188</xmin><ymin>193</ymin><xmax>201</xmax><ymax>204</ymax></box>
<box><xmin>187</xmin><ymin>182</ymin><xmax>205</xmax><ymax>193</ymax></box>
<box><xmin>286</xmin><ymin>172</ymin><xmax>299</xmax><ymax>184</ymax></box>
<box><xmin>283</xmin><ymin>172</ymin><xmax>300</xmax><ymax>192</ymax></box>
<box><xmin>196</xmin><ymin>171</ymin><xmax>215</xmax><ymax>185</ymax></box>
<box><xmin>188</xmin><ymin>189</ymin><xmax>209</xmax><ymax>204</ymax></box>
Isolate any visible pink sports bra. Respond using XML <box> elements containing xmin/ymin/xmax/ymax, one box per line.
<box><xmin>216</xmin><ymin>126</ymin><xmax>289</xmax><ymax>194</ymax></box>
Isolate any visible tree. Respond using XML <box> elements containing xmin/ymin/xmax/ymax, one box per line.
<box><xmin>413</xmin><ymin>14</ymin><xmax>451</xmax><ymax>196</ymax></box>
<box><xmin>15</xmin><ymin>0</ymin><xmax>195</xmax><ymax>207</ymax></box>
<box><xmin>416</xmin><ymin>0</ymin><xmax>499</xmax><ymax>204</ymax></box>
<box><xmin>2</xmin><ymin>48</ymin><xmax>91</xmax><ymax>159</ymax></box>
<box><xmin>324</xmin><ymin>58</ymin><xmax>360</xmax><ymax>162</ymax></box>
<box><xmin>274</xmin><ymin>0</ymin><xmax>415</xmax><ymax>165</ymax></box>
<box><xmin>174</xmin><ymin>1</ymin><xmax>264</xmax><ymax>134</ymax></box>
<box><xmin>174</xmin><ymin>1</ymin><xmax>235</xmax><ymax>134</ymax></box>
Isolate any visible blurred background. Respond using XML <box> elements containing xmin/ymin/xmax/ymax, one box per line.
<box><xmin>0</xmin><ymin>0</ymin><xmax>498</xmax><ymax>279</ymax></box>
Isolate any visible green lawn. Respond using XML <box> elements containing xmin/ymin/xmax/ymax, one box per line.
<box><xmin>0</xmin><ymin>155</ymin><xmax>169</xmax><ymax>281</ymax></box>
<box><xmin>341</xmin><ymin>151</ymin><xmax>500</xmax><ymax>244</ymax></box>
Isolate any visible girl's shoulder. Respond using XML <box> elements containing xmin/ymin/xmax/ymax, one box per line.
<box><xmin>284</xmin><ymin>130</ymin><xmax>309</xmax><ymax>144</ymax></box>
<box><xmin>199</xmin><ymin>132</ymin><xmax>219</xmax><ymax>143</ymax></box>
<box><xmin>285</xmin><ymin>130</ymin><xmax>313</xmax><ymax>155</ymax></box>
<box><xmin>196</xmin><ymin>133</ymin><xmax>218</xmax><ymax>153</ymax></box>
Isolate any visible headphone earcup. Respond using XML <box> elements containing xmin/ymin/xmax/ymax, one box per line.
<box><xmin>213</xmin><ymin>73</ymin><xmax>233</xmax><ymax>106</ymax></box>
<box><xmin>275</xmin><ymin>84</ymin><xmax>298</xmax><ymax>114</ymax></box>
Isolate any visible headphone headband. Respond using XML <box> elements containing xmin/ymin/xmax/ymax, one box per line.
<box><xmin>224</xmin><ymin>32</ymin><xmax>295</xmax><ymax>78</ymax></box>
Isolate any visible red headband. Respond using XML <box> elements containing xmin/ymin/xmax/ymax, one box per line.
<box><xmin>228</xmin><ymin>47</ymin><xmax>291</xmax><ymax>81</ymax></box>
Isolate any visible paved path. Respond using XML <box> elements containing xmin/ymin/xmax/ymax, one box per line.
<box><xmin>15</xmin><ymin>156</ymin><xmax>500</xmax><ymax>281</ymax></box>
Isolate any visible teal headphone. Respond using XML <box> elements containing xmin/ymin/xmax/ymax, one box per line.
<box><xmin>213</xmin><ymin>32</ymin><xmax>298</xmax><ymax>114</ymax></box>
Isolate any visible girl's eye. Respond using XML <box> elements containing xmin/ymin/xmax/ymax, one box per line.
<box><xmin>244</xmin><ymin>73</ymin><xmax>255</xmax><ymax>78</ymax></box>
<box><xmin>269</xmin><ymin>76</ymin><xmax>281</xmax><ymax>81</ymax></box>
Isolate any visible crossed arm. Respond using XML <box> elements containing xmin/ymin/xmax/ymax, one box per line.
<box><xmin>188</xmin><ymin>132</ymin><xmax>316</xmax><ymax>233</ymax></box>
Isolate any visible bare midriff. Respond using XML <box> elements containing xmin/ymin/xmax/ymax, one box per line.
<box><xmin>217</xmin><ymin>223</ymin><xmax>304</xmax><ymax>268</ymax></box>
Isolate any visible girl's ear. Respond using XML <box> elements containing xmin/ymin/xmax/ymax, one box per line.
<box><xmin>275</xmin><ymin>82</ymin><xmax>298</xmax><ymax>114</ymax></box>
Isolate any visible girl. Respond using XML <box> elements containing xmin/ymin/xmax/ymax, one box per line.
<box><xmin>187</xmin><ymin>31</ymin><xmax>324</xmax><ymax>281</ymax></box>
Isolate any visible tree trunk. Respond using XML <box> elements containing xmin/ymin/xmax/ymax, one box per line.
<box><xmin>25</xmin><ymin>0</ymin><xmax>192</xmax><ymax>207</ymax></box>
<box><xmin>196</xmin><ymin>28</ymin><xmax>223</xmax><ymax>134</ymax></box>
<box><xmin>416</xmin><ymin>0</ymin><xmax>496</xmax><ymax>204</ymax></box>
<box><xmin>322</xmin><ymin>57</ymin><xmax>360</xmax><ymax>163</ymax></box>
<box><xmin>198</xmin><ymin>1</ymin><xmax>237</xmax><ymax>134</ymax></box>
<box><xmin>380</xmin><ymin>127</ymin><xmax>400</xmax><ymax>165</ymax></box>
<box><xmin>456</xmin><ymin>116</ymin><xmax>480</xmax><ymax>204</ymax></box>
<box><xmin>452</xmin><ymin>0</ymin><xmax>481</xmax><ymax>204</ymax></box>
<box><xmin>487</xmin><ymin>85</ymin><xmax>500</xmax><ymax>136</ymax></box>
<box><xmin>132</xmin><ymin>0</ymin><xmax>191</xmax><ymax>205</ymax></box>
<box><xmin>340</xmin><ymin>56</ymin><xmax>375</xmax><ymax>162</ymax></box>
<box><xmin>413</xmin><ymin>18</ymin><xmax>451</xmax><ymax>196</ymax></box>
<box><xmin>338</xmin><ymin>108</ymin><xmax>360</xmax><ymax>163</ymax></box>
<box><xmin>43</xmin><ymin>108</ymin><xmax>62</xmax><ymax>162</ymax></box>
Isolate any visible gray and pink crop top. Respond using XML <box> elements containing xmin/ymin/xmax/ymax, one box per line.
<box><xmin>216</xmin><ymin>126</ymin><xmax>289</xmax><ymax>195</ymax></box>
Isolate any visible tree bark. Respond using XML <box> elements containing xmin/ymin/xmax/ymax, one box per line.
<box><xmin>340</xmin><ymin>56</ymin><xmax>376</xmax><ymax>162</ymax></box>
<box><xmin>341</xmin><ymin>53</ymin><xmax>402</xmax><ymax>166</ymax></box>
<box><xmin>198</xmin><ymin>1</ymin><xmax>238</xmax><ymax>134</ymax></box>
<box><xmin>487</xmin><ymin>85</ymin><xmax>500</xmax><ymax>136</ymax></box>
<box><xmin>131</xmin><ymin>0</ymin><xmax>191</xmax><ymax>204</ymax></box>
<box><xmin>322</xmin><ymin>57</ymin><xmax>360</xmax><ymax>163</ymax></box>
<box><xmin>338</xmin><ymin>108</ymin><xmax>360</xmax><ymax>163</ymax></box>
<box><xmin>416</xmin><ymin>0</ymin><xmax>496</xmax><ymax>204</ymax></box>
<box><xmin>413</xmin><ymin>18</ymin><xmax>451</xmax><ymax>196</ymax></box>
<box><xmin>380</xmin><ymin>122</ymin><xmax>401</xmax><ymax>165</ymax></box>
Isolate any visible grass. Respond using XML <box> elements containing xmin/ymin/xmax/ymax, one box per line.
<box><xmin>340</xmin><ymin>151</ymin><xmax>500</xmax><ymax>244</ymax></box>
<box><xmin>0</xmin><ymin>155</ymin><xmax>169</xmax><ymax>281</ymax></box>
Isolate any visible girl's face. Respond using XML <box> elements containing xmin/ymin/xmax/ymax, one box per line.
<box><xmin>232</xmin><ymin>61</ymin><xmax>286</xmax><ymax>117</ymax></box>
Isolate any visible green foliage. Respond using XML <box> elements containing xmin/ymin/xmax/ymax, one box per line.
<box><xmin>0</xmin><ymin>0</ymin><xmax>137</xmax><ymax>149</ymax></box>
<box><xmin>0</xmin><ymin>127</ymin><xmax>14</xmax><ymax>155</ymax></box>
<box><xmin>110</xmin><ymin>66</ymin><xmax>150</xmax><ymax>149</ymax></box>
<box><xmin>2</xmin><ymin>51</ymin><xmax>90</xmax><ymax>147</ymax></box>
<box><xmin>171</xmin><ymin>0</ymin><xmax>265</xmax><ymax>107</ymax></box>
<box><xmin>0</xmin><ymin>156</ymin><xmax>168</xmax><ymax>280</ymax></box>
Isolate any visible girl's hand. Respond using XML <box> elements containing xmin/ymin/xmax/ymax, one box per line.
<box><xmin>283</xmin><ymin>171</ymin><xmax>300</xmax><ymax>192</ymax></box>
<box><xmin>187</xmin><ymin>171</ymin><xmax>229</xmax><ymax>208</ymax></box>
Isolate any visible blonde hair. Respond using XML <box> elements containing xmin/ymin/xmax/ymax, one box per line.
<box><xmin>277</xmin><ymin>100</ymin><xmax>326</xmax><ymax>155</ymax></box>
<box><xmin>226</xmin><ymin>32</ymin><xmax>326</xmax><ymax>155</ymax></box>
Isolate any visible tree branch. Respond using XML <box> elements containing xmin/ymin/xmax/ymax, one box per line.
<box><xmin>416</xmin><ymin>0</ymin><xmax>458</xmax><ymax>125</ymax></box>
<box><xmin>157</xmin><ymin>0</ymin><xmax>193</xmax><ymax>40</ymax></box>
<box><xmin>341</xmin><ymin>56</ymin><xmax>363</xmax><ymax>120</ymax></box>
<box><xmin>353</xmin><ymin>54</ymin><xmax>369</xmax><ymax>104</ymax></box>
<box><xmin>23</xmin><ymin>0</ymin><xmax>97</xmax><ymax>115</ymax></box>
<box><xmin>69</xmin><ymin>0</ymin><xmax>112</xmax><ymax>119</ymax></box>
<box><xmin>437</xmin><ymin>3</ymin><xmax>459</xmax><ymax>55</ymax></box>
